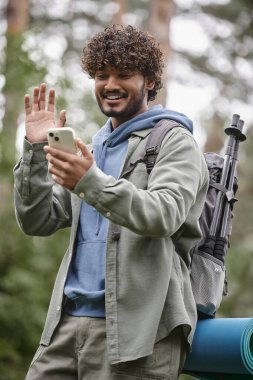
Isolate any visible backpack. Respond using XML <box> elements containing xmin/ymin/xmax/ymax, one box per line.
<box><xmin>129</xmin><ymin>117</ymin><xmax>245</xmax><ymax>319</ymax></box>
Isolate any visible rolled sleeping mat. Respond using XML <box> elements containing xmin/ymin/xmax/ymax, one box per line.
<box><xmin>183</xmin><ymin>318</ymin><xmax>253</xmax><ymax>378</ymax></box>
<box><xmin>187</xmin><ymin>373</ymin><xmax>252</xmax><ymax>379</ymax></box>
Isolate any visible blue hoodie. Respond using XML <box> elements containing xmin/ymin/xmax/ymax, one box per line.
<box><xmin>64</xmin><ymin>105</ymin><xmax>193</xmax><ymax>317</ymax></box>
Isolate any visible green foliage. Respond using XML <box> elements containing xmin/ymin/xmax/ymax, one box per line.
<box><xmin>1</xmin><ymin>33</ymin><xmax>47</xmax><ymax>172</ymax></box>
<box><xmin>0</xmin><ymin>8</ymin><xmax>68</xmax><ymax>379</ymax></box>
<box><xmin>0</xmin><ymin>190</ymin><xmax>70</xmax><ymax>379</ymax></box>
<box><xmin>219</xmin><ymin>246</ymin><xmax>253</xmax><ymax>317</ymax></box>
<box><xmin>175</xmin><ymin>0</ymin><xmax>253</xmax><ymax>123</ymax></box>
<box><xmin>0</xmin><ymin>29</ymin><xmax>52</xmax><ymax>379</ymax></box>
<box><xmin>4</xmin><ymin>34</ymin><xmax>46</xmax><ymax>98</ymax></box>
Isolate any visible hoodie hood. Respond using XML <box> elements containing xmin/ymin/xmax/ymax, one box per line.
<box><xmin>93</xmin><ymin>104</ymin><xmax>193</xmax><ymax>149</ymax></box>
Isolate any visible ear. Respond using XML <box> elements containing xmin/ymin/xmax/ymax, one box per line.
<box><xmin>145</xmin><ymin>77</ymin><xmax>155</xmax><ymax>90</ymax></box>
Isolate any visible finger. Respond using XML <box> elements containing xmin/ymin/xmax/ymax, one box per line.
<box><xmin>46</xmin><ymin>153</ymin><xmax>66</xmax><ymax>169</ymax></box>
<box><xmin>76</xmin><ymin>139</ymin><xmax>93</xmax><ymax>159</ymax></box>
<box><xmin>47</xmin><ymin>88</ymin><xmax>55</xmax><ymax>112</ymax></box>
<box><xmin>38</xmin><ymin>83</ymin><xmax>46</xmax><ymax>110</ymax></box>
<box><xmin>48</xmin><ymin>162</ymin><xmax>66</xmax><ymax>178</ymax></box>
<box><xmin>57</xmin><ymin>110</ymin><xmax>66</xmax><ymax>128</ymax></box>
<box><xmin>49</xmin><ymin>164</ymin><xmax>64</xmax><ymax>185</ymax></box>
<box><xmin>51</xmin><ymin>173</ymin><xmax>64</xmax><ymax>185</ymax></box>
<box><xmin>44</xmin><ymin>145</ymin><xmax>71</xmax><ymax>161</ymax></box>
<box><xmin>24</xmin><ymin>94</ymin><xmax>32</xmax><ymax>115</ymax></box>
<box><xmin>32</xmin><ymin>86</ymin><xmax>40</xmax><ymax>111</ymax></box>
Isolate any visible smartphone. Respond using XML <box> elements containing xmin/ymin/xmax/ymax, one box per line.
<box><xmin>47</xmin><ymin>127</ymin><xmax>77</xmax><ymax>154</ymax></box>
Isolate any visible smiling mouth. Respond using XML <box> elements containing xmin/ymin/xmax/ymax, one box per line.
<box><xmin>103</xmin><ymin>93</ymin><xmax>128</xmax><ymax>100</ymax></box>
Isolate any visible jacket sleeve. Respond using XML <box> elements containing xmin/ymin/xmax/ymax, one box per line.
<box><xmin>73</xmin><ymin>128</ymin><xmax>208</xmax><ymax>238</ymax></box>
<box><xmin>13</xmin><ymin>138</ymin><xmax>72</xmax><ymax>236</ymax></box>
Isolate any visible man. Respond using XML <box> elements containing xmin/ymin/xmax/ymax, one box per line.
<box><xmin>14</xmin><ymin>25</ymin><xmax>208</xmax><ymax>380</ymax></box>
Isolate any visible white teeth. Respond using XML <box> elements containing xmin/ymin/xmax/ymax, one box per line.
<box><xmin>106</xmin><ymin>95</ymin><xmax>122</xmax><ymax>100</ymax></box>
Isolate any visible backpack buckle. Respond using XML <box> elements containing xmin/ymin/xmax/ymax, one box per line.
<box><xmin>145</xmin><ymin>146</ymin><xmax>158</xmax><ymax>173</ymax></box>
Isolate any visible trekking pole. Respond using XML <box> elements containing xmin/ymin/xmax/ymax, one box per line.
<box><xmin>209</xmin><ymin>114</ymin><xmax>242</xmax><ymax>237</ymax></box>
<box><xmin>212</xmin><ymin>117</ymin><xmax>246</xmax><ymax>262</ymax></box>
<box><xmin>199</xmin><ymin>115</ymin><xmax>243</xmax><ymax>259</ymax></box>
<box><xmin>219</xmin><ymin>118</ymin><xmax>246</xmax><ymax>238</ymax></box>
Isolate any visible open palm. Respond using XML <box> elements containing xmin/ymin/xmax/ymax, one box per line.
<box><xmin>25</xmin><ymin>83</ymin><xmax>66</xmax><ymax>143</ymax></box>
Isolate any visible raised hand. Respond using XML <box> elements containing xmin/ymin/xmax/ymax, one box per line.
<box><xmin>25</xmin><ymin>83</ymin><xmax>66</xmax><ymax>143</ymax></box>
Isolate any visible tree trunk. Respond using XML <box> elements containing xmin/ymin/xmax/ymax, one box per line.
<box><xmin>147</xmin><ymin>0</ymin><xmax>174</xmax><ymax>107</ymax></box>
<box><xmin>0</xmin><ymin>0</ymin><xmax>30</xmax><ymax>212</ymax></box>
<box><xmin>2</xmin><ymin>0</ymin><xmax>30</xmax><ymax>135</ymax></box>
<box><xmin>6</xmin><ymin>0</ymin><xmax>29</xmax><ymax>34</ymax></box>
<box><xmin>112</xmin><ymin>0</ymin><xmax>127</xmax><ymax>25</ymax></box>
<box><xmin>203</xmin><ymin>114</ymin><xmax>225</xmax><ymax>153</ymax></box>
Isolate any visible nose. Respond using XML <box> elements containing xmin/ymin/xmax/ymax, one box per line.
<box><xmin>104</xmin><ymin>74</ymin><xmax>120</xmax><ymax>90</ymax></box>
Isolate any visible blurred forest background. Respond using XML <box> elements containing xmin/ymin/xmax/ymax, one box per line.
<box><xmin>0</xmin><ymin>0</ymin><xmax>252</xmax><ymax>379</ymax></box>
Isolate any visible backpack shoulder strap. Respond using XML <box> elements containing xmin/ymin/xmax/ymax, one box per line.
<box><xmin>145</xmin><ymin>119</ymin><xmax>187</xmax><ymax>173</ymax></box>
<box><xmin>120</xmin><ymin>119</ymin><xmax>186</xmax><ymax>178</ymax></box>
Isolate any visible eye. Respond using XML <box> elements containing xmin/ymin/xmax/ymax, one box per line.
<box><xmin>95</xmin><ymin>73</ymin><xmax>107</xmax><ymax>80</ymax></box>
<box><xmin>119</xmin><ymin>72</ymin><xmax>131</xmax><ymax>79</ymax></box>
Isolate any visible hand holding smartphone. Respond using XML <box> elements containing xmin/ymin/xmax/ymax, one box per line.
<box><xmin>45</xmin><ymin>127</ymin><xmax>94</xmax><ymax>189</ymax></box>
<box><xmin>47</xmin><ymin>127</ymin><xmax>77</xmax><ymax>154</ymax></box>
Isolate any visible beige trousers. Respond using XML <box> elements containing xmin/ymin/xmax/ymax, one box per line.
<box><xmin>26</xmin><ymin>314</ymin><xmax>187</xmax><ymax>380</ymax></box>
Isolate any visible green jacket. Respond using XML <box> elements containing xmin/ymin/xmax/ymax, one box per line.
<box><xmin>14</xmin><ymin>126</ymin><xmax>208</xmax><ymax>364</ymax></box>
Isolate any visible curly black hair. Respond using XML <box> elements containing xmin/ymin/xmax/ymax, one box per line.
<box><xmin>81</xmin><ymin>25</ymin><xmax>164</xmax><ymax>101</ymax></box>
